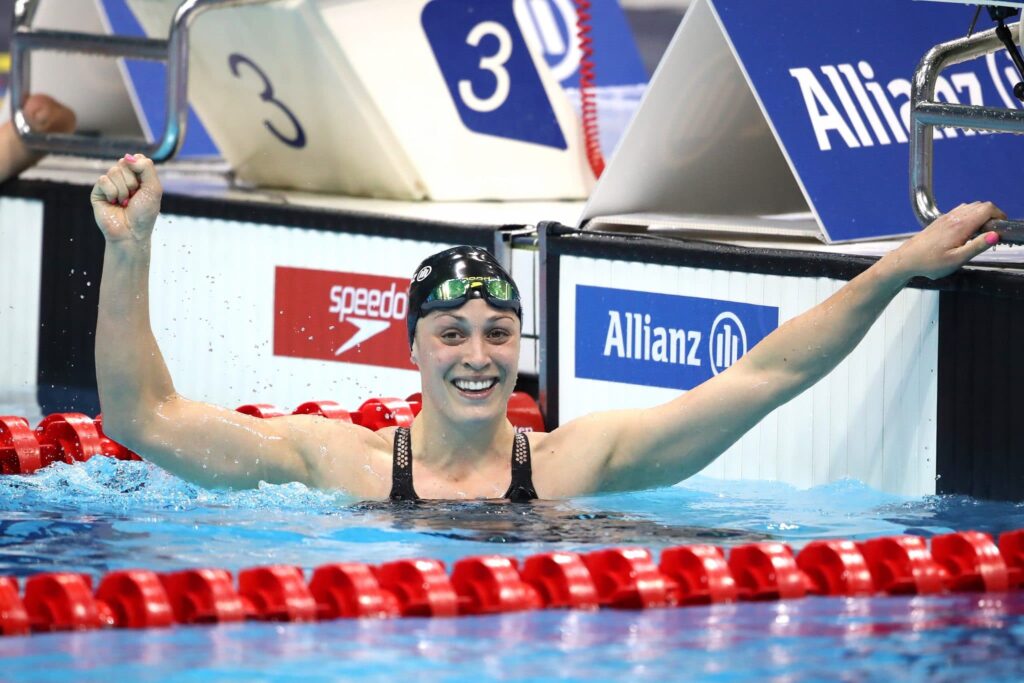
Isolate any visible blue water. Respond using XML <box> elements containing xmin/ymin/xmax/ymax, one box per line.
<box><xmin>1</xmin><ymin>457</ymin><xmax>1024</xmax><ymax>682</ymax></box>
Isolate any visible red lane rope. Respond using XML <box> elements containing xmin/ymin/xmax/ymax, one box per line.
<box><xmin>1</xmin><ymin>531</ymin><xmax>1022</xmax><ymax>636</ymax></box>
<box><xmin>575</xmin><ymin>0</ymin><xmax>605</xmax><ymax>178</ymax></box>
<box><xmin>0</xmin><ymin>394</ymin><xmax>546</xmax><ymax>476</ymax></box>
<box><xmin>5</xmin><ymin>409</ymin><xmax>1023</xmax><ymax>635</ymax></box>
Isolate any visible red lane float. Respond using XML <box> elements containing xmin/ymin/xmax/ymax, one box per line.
<box><xmin>35</xmin><ymin>413</ymin><xmax>105</xmax><ymax>466</ymax></box>
<box><xmin>660</xmin><ymin>544</ymin><xmax>738</xmax><ymax>605</ymax></box>
<box><xmin>451</xmin><ymin>556</ymin><xmax>541</xmax><ymax>615</ymax></box>
<box><xmin>932</xmin><ymin>531</ymin><xmax>1009</xmax><ymax>593</ymax></box>
<box><xmin>583</xmin><ymin>547</ymin><xmax>671</xmax><ymax>609</ymax></box>
<box><xmin>236</xmin><ymin>404</ymin><xmax>289</xmax><ymax>419</ymax></box>
<box><xmin>0</xmin><ymin>416</ymin><xmax>42</xmax><ymax>475</ymax></box>
<box><xmin>1</xmin><ymin>393</ymin><xmax>548</xmax><ymax>476</ymax></box>
<box><xmin>292</xmin><ymin>401</ymin><xmax>353</xmax><ymax>422</ymax></box>
<box><xmin>520</xmin><ymin>552</ymin><xmax>599</xmax><ymax>609</ymax></box>
<box><xmin>1</xmin><ymin>413</ymin><xmax>139</xmax><ymax>474</ymax></box>
<box><xmin>96</xmin><ymin>570</ymin><xmax>174</xmax><ymax>629</ymax></box>
<box><xmin>1000</xmin><ymin>530</ymin><xmax>1024</xmax><ymax>589</ymax></box>
<box><xmin>506</xmin><ymin>392</ymin><xmax>546</xmax><ymax>432</ymax></box>
<box><xmin>238</xmin><ymin>566</ymin><xmax>317</xmax><ymax>622</ymax></box>
<box><xmin>0</xmin><ymin>576</ymin><xmax>29</xmax><ymax>636</ymax></box>
<box><xmin>160</xmin><ymin>569</ymin><xmax>247</xmax><ymax>625</ymax></box>
<box><xmin>796</xmin><ymin>540</ymin><xmax>875</xmax><ymax>596</ymax></box>
<box><xmin>859</xmin><ymin>536</ymin><xmax>948</xmax><ymax>595</ymax></box>
<box><xmin>2</xmin><ymin>529</ymin><xmax>1024</xmax><ymax>638</ymax></box>
<box><xmin>309</xmin><ymin>563</ymin><xmax>399</xmax><ymax>619</ymax></box>
<box><xmin>23</xmin><ymin>573</ymin><xmax>112</xmax><ymax>632</ymax></box>
<box><xmin>354</xmin><ymin>398</ymin><xmax>416</xmax><ymax>431</ymax></box>
<box><xmin>374</xmin><ymin>559</ymin><xmax>459</xmax><ymax>617</ymax></box>
<box><xmin>405</xmin><ymin>393</ymin><xmax>423</xmax><ymax>416</ymax></box>
<box><xmin>729</xmin><ymin>542</ymin><xmax>810</xmax><ymax>601</ymax></box>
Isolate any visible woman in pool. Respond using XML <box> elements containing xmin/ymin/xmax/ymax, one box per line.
<box><xmin>92</xmin><ymin>154</ymin><xmax>1005</xmax><ymax>500</ymax></box>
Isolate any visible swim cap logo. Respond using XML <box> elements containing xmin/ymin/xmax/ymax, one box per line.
<box><xmin>273</xmin><ymin>267</ymin><xmax>415</xmax><ymax>371</ymax></box>
<box><xmin>709</xmin><ymin>312</ymin><xmax>747</xmax><ymax>376</ymax></box>
<box><xmin>415</xmin><ymin>266</ymin><xmax>432</xmax><ymax>282</ymax></box>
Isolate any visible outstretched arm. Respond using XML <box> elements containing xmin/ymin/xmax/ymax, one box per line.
<box><xmin>541</xmin><ymin>202</ymin><xmax>1004</xmax><ymax>494</ymax></box>
<box><xmin>93</xmin><ymin>156</ymin><xmax>378</xmax><ymax>490</ymax></box>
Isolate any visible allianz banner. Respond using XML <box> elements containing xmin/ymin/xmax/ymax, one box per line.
<box><xmin>714</xmin><ymin>0</ymin><xmax>1024</xmax><ymax>241</ymax></box>
<box><xmin>575</xmin><ymin>285</ymin><xmax>779</xmax><ymax>391</ymax></box>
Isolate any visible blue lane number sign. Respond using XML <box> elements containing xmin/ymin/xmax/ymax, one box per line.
<box><xmin>421</xmin><ymin>0</ymin><xmax>567</xmax><ymax>149</ymax></box>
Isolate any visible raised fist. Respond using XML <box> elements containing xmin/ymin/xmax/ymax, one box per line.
<box><xmin>90</xmin><ymin>154</ymin><xmax>163</xmax><ymax>243</ymax></box>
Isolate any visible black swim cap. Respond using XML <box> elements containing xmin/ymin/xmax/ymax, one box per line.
<box><xmin>407</xmin><ymin>246</ymin><xmax>522</xmax><ymax>347</ymax></box>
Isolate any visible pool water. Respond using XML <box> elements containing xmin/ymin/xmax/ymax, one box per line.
<box><xmin>1</xmin><ymin>457</ymin><xmax>1023</xmax><ymax>682</ymax></box>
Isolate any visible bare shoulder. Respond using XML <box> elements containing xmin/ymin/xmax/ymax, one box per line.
<box><xmin>526</xmin><ymin>409</ymin><xmax>639</xmax><ymax>497</ymax></box>
<box><xmin>284</xmin><ymin>415</ymin><xmax>394</xmax><ymax>498</ymax></box>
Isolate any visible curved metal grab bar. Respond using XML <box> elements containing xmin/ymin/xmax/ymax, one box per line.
<box><xmin>9</xmin><ymin>0</ymin><xmax>275</xmax><ymax>161</ymax></box>
<box><xmin>911</xmin><ymin>22</ymin><xmax>1024</xmax><ymax>243</ymax></box>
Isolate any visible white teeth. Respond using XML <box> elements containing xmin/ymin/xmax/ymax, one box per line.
<box><xmin>454</xmin><ymin>378</ymin><xmax>496</xmax><ymax>392</ymax></box>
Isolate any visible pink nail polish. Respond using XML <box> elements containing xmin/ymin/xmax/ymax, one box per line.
<box><xmin>986</xmin><ymin>232</ymin><xmax>1000</xmax><ymax>246</ymax></box>
<box><xmin>121</xmin><ymin>199</ymin><xmax>129</xmax><ymax>208</ymax></box>
<box><xmin>124</xmin><ymin>154</ymin><xmax>137</xmax><ymax>163</ymax></box>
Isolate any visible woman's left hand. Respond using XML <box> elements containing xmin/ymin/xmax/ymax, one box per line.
<box><xmin>891</xmin><ymin>201</ymin><xmax>1006</xmax><ymax>281</ymax></box>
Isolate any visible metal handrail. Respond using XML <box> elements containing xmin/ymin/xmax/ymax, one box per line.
<box><xmin>911</xmin><ymin>22</ymin><xmax>1024</xmax><ymax>243</ymax></box>
<box><xmin>9</xmin><ymin>0</ymin><xmax>274</xmax><ymax>161</ymax></box>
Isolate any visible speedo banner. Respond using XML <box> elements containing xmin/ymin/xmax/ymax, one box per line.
<box><xmin>273</xmin><ymin>267</ymin><xmax>415</xmax><ymax>371</ymax></box>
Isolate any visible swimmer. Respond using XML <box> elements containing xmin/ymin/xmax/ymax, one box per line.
<box><xmin>0</xmin><ymin>94</ymin><xmax>76</xmax><ymax>183</ymax></box>
<box><xmin>91</xmin><ymin>155</ymin><xmax>1005</xmax><ymax>499</ymax></box>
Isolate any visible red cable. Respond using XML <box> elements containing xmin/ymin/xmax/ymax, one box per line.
<box><xmin>575</xmin><ymin>0</ymin><xmax>605</xmax><ymax>178</ymax></box>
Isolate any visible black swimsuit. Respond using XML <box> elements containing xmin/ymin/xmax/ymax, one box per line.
<box><xmin>389</xmin><ymin>427</ymin><xmax>538</xmax><ymax>502</ymax></box>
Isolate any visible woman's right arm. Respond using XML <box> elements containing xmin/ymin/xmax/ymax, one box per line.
<box><xmin>92</xmin><ymin>155</ymin><xmax>381</xmax><ymax>491</ymax></box>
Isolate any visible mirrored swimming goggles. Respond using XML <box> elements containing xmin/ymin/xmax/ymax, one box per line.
<box><xmin>421</xmin><ymin>277</ymin><xmax>520</xmax><ymax>311</ymax></box>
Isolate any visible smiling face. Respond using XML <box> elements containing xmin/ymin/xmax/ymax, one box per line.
<box><xmin>411</xmin><ymin>298</ymin><xmax>521</xmax><ymax>425</ymax></box>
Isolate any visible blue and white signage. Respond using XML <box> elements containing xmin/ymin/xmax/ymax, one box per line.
<box><xmin>517</xmin><ymin>0</ymin><xmax>647</xmax><ymax>88</ymax></box>
<box><xmin>422</xmin><ymin>0</ymin><xmax>567</xmax><ymax>149</ymax></box>
<box><xmin>713</xmin><ymin>0</ymin><xmax>1024</xmax><ymax>241</ymax></box>
<box><xmin>575</xmin><ymin>285</ymin><xmax>779</xmax><ymax>390</ymax></box>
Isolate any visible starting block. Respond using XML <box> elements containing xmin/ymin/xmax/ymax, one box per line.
<box><xmin>911</xmin><ymin>1</ymin><xmax>1024</xmax><ymax>242</ymax></box>
<box><xmin>13</xmin><ymin>0</ymin><xmax>604</xmax><ymax>199</ymax></box>
<box><xmin>133</xmin><ymin>0</ymin><xmax>596</xmax><ymax>198</ymax></box>
<box><xmin>581</xmin><ymin>0</ymin><xmax>1024</xmax><ymax>242</ymax></box>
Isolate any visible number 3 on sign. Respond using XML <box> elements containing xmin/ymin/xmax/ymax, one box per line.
<box><xmin>227</xmin><ymin>53</ymin><xmax>307</xmax><ymax>149</ymax></box>
<box><xmin>459</xmin><ymin>21</ymin><xmax>512</xmax><ymax>113</ymax></box>
<box><xmin>422</xmin><ymin>0</ymin><xmax>567</xmax><ymax>149</ymax></box>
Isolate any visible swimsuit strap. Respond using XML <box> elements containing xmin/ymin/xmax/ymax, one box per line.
<box><xmin>503</xmin><ymin>432</ymin><xmax>538</xmax><ymax>502</ymax></box>
<box><xmin>389</xmin><ymin>427</ymin><xmax>419</xmax><ymax>501</ymax></box>
<box><xmin>389</xmin><ymin>427</ymin><xmax>537</xmax><ymax>502</ymax></box>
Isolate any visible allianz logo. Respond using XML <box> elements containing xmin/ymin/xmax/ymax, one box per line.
<box><xmin>519</xmin><ymin>0</ymin><xmax>581</xmax><ymax>82</ymax></box>
<box><xmin>601</xmin><ymin>310</ymin><xmax>748</xmax><ymax>375</ymax></box>
<box><xmin>789</xmin><ymin>54</ymin><xmax>1020</xmax><ymax>152</ymax></box>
